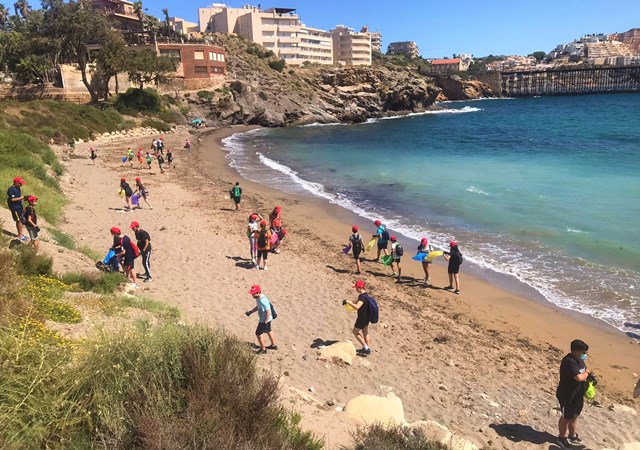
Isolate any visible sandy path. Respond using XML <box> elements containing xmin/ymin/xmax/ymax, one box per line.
<box><xmin>52</xmin><ymin>128</ymin><xmax>640</xmax><ymax>449</ymax></box>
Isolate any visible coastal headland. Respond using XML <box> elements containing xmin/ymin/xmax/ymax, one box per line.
<box><xmin>46</xmin><ymin>124</ymin><xmax>640</xmax><ymax>449</ymax></box>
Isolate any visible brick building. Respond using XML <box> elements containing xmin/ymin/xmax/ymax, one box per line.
<box><xmin>157</xmin><ymin>44</ymin><xmax>227</xmax><ymax>79</ymax></box>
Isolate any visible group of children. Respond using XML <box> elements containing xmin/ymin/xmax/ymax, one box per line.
<box><xmin>119</xmin><ymin>177</ymin><xmax>152</xmax><ymax>211</ymax></box>
<box><xmin>246</xmin><ymin>206</ymin><xmax>287</xmax><ymax>270</ymax></box>
<box><xmin>346</xmin><ymin>220</ymin><xmax>463</xmax><ymax>294</ymax></box>
<box><xmin>6</xmin><ymin>177</ymin><xmax>40</xmax><ymax>254</ymax></box>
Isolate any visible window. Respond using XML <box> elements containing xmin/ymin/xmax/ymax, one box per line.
<box><xmin>194</xmin><ymin>66</ymin><xmax>208</xmax><ymax>73</ymax></box>
<box><xmin>194</xmin><ymin>51</ymin><xmax>205</xmax><ymax>60</ymax></box>
<box><xmin>220</xmin><ymin>54</ymin><xmax>225</xmax><ymax>62</ymax></box>
<box><xmin>209</xmin><ymin>51</ymin><xmax>214</xmax><ymax>60</ymax></box>
<box><xmin>159</xmin><ymin>49</ymin><xmax>181</xmax><ymax>61</ymax></box>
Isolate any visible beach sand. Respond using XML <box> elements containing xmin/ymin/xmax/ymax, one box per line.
<box><xmin>48</xmin><ymin>126</ymin><xmax>640</xmax><ymax>449</ymax></box>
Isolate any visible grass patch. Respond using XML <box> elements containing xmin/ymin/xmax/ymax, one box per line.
<box><xmin>347</xmin><ymin>424</ymin><xmax>448</xmax><ymax>450</ymax></box>
<box><xmin>60</xmin><ymin>271</ymin><xmax>125</xmax><ymax>294</ymax></box>
<box><xmin>20</xmin><ymin>275</ymin><xmax>80</xmax><ymax>323</ymax></box>
<box><xmin>78</xmin><ymin>245</ymin><xmax>102</xmax><ymax>261</ymax></box>
<box><xmin>119</xmin><ymin>295</ymin><xmax>180</xmax><ymax>321</ymax></box>
<box><xmin>48</xmin><ymin>228</ymin><xmax>76</xmax><ymax>250</ymax></box>
<box><xmin>14</xmin><ymin>246</ymin><xmax>53</xmax><ymax>276</ymax></box>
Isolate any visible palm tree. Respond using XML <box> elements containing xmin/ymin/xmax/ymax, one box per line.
<box><xmin>161</xmin><ymin>7</ymin><xmax>171</xmax><ymax>39</ymax></box>
<box><xmin>132</xmin><ymin>0</ymin><xmax>143</xmax><ymax>28</ymax></box>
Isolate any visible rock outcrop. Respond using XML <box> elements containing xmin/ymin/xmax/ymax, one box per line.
<box><xmin>344</xmin><ymin>392</ymin><xmax>405</xmax><ymax>425</ymax></box>
<box><xmin>435</xmin><ymin>75</ymin><xmax>495</xmax><ymax>101</ymax></box>
<box><xmin>317</xmin><ymin>340</ymin><xmax>357</xmax><ymax>365</ymax></box>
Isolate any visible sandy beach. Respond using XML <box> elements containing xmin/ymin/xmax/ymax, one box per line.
<box><xmin>45</xmin><ymin>126</ymin><xmax>640</xmax><ymax>449</ymax></box>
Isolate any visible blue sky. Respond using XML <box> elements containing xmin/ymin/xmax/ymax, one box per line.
<box><xmin>4</xmin><ymin>0</ymin><xmax>638</xmax><ymax>57</ymax></box>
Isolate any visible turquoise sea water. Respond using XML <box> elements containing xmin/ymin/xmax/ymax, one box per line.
<box><xmin>222</xmin><ymin>94</ymin><xmax>640</xmax><ymax>335</ymax></box>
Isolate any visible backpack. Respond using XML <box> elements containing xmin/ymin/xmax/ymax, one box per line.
<box><xmin>351</xmin><ymin>234</ymin><xmax>363</xmax><ymax>252</ymax></box>
<box><xmin>233</xmin><ymin>186</ymin><xmax>241</xmax><ymax>198</ymax></box>
<box><xmin>381</xmin><ymin>228</ymin><xmax>390</xmax><ymax>241</ymax></box>
<box><xmin>257</xmin><ymin>230</ymin><xmax>268</xmax><ymax>248</ymax></box>
<box><xmin>362</xmin><ymin>293</ymin><xmax>379</xmax><ymax>324</ymax></box>
<box><xmin>270</xmin><ymin>303</ymin><xmax>278</xmax><ymax>320</ymax></box>
<box><xmin>121</xmin><ymin>237</ymin><xmax>141</xmax><ymax>258</ymax></box>
<box><xmin>458</xmin><ymin>252</ymin><xmax>464</xmax><ymax>265</ymax></box>
<box><xmin>395</xmin><ymin>244</ymin><xmax>404</xmax><ymax>257</ymax></box>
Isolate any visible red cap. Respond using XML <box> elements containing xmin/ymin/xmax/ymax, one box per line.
<box><xmin>249</xmin><ymin>285</ymin><xmax>261</xmax><ymax>295</ymax></box>
<box><xmin>353</xmin><ymin>280</ymin><xmax>365</xmax><ymax>289</ymax></box>
<box><xmin>390</xmin><ymin>236</ymin><xmax>397</xmax><ymax>242</ymax></box>
<box><xmin>27</xmin><ymin>195</ymin><xmax>38</xmax><ymax>202</ymax></box>
<box><xmin>374</xmin><ymin>220</ymin><xmax>381</xmax><ymax>226</ymax></box>
<box><xmin>13</xmin><ymin>177</ymin><xmax>26</xmax><ymax>185</ymax></box>
<box><xmin>120</xmin><ymin>177</ymin><xmax>126</xmax><ymax>182</ymax></box>
<box><xmin>135</xmin><ymin>177</ymin><xmax>141</xmax><ymax>182</ymax></box>
<box><xmin>352</xmin><ymin>225</ymin><xmax>359</xmax><ymax>232</ymax></box>
<box><xmin>260</xmin><ymin>220</ymin><xmax>267</xmax><ymax>226</ymax></box>
<box><xmin>110</xmin><ymin>227</ymin><xmax>121</xmax><ymax>234</ymax></box>
<box><xmin>275</xmin><ymin>206</ymin><xmax>282</xmax><ymax>211</ymax></box>
<box><xmin>280</xmin><ymin>229</ymin><xmax>287</xmax><ymax>236</ymax></box>
<box><xmin>250</xmin><ymin>214</ymin><xmax>258</xmax><ymax>220</ymax></box>
<box><xmin>130</xmin><ymin>221</ymin><xmax>140</xmax><ymax>229</ymax></box>
<box><xmin>421</xmin><ymin>238</ymin><xmax>428</xmax><ymax>244</ymax></box>
<box><xmin>450</xmin><ymin>241</ymin><xmax>458</xmax><ymax>247</ymax></box>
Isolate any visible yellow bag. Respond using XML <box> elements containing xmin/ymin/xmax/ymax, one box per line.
<box><xmin>365</xmin><ymin>237</ymin><xmax>377</xmax><ymax>252</ymax></box>
<box><xmin>584</xmin><ymin>381</ymin><xmax>596</xmax><ymax>400</ymax></box>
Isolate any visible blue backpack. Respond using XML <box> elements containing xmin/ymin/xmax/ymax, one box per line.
<box><xmin>363</xmin><ymin>293</ymin><xmax>379</xmax><ymax>324</ymax></box>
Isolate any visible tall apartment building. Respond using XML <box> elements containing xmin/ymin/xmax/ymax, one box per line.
<box><xmin>92</xmin><ymin>0</ymin><xmax>142</xmax><ymax>33</ymax></box>
<box><xmin>331</xmin><ymin>25</ymin><xmax>372</xmax><ymax>66</ymax></box>
<box><xmin>360</xmin><ymin>26</ymin><xmax>382</xmax><ymax>53</ymax></box>
<box><xmin>199</xmin><ymin>5</ymin><xmax>333</xmax><ymax>66</ymax></box>
<box><xmin>387</xmin><ymin>41</ymin><xmax>419</xmax><ymax>59</ymax></box>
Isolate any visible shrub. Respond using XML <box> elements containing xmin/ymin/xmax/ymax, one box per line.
<box><xmin>20</xmin><ymin>275</ymin><xmax>80</xmax><ymax>323</ymax></box>
<box><xmin>158</xmin><ymin>109</ymin><xmax>185</xmax><ymax>124</ymax></box>
<box><xmin>49</xmin><ymin>228</ymin><xmax>76</xmax><ymax>250</ymax></box>
<box><xmin>14</xmin><ymin>246</ymin><xmax>53</xmax><ymax>276</ymax></box>
<box><xmin>141</xmin><ymin>119</ymin><xmax>171</xmax><ymax>132</ymax></box>
<box><xmin>269</xmin><ymin>59</ymin><xmax>286</xmax><ymax>72</ymax></box>
<box><xmin>230</xmin><ymin>80</ymin><xmax>244</xmax><ymax>93</ymax></box>
<box><xmin>114</xmin><ymin>88</ymin><xmax>164</xmax><ymax>114</ymax></box>
<box><xmin>179</xmin><ymin>106</ymin><xmax>190</xmax><ymax>115</ymax></box>
<box><xmin>197</xmin><ymin>90</ymin><xmax>214</xmax><ymax>101</ymax></box>
<box><xmin>64</xmin><ymin>324</ymin><xmax>323</xmax><ymax>449</ymax></box>
<box><xmin>258</xmin><ymin>91</ymin><xmax>268</xmax><ymax>100</ymax></box>
<box><xmin>92</xmin><ymin>272</ymin><xmax>126</xmax><ymax>294</ymax></box>
<box><xmin>347</xmin><ymin>424</ymin><xmax>447</xmax><ymax>450</ymax></box>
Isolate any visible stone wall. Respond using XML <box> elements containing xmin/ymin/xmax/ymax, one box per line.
<box><xmin>0</xmin><ymin>83</ymin><xmax>90</xmax><ymax>102</ymax></box>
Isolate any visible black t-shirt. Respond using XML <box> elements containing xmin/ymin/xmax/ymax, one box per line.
<box><xmin>112</xmin><ymin>235</ymin><xmax>123</xmax><ymax>252</ymax></box>
<box><xmin>556</xmin><ymin>353</ymin><xmax>586</xmax><ymax>402</ymax></box>
<box><xmin>121</xmin><ymin>235</ymin><xmax>136</xmax><ymax>260</ymax></box>
<box><xmin>24</xmin><ymin>206</ymin><xmax>37</xmax><ymax>226</ymax></box>
<box><xmin>166</xmin><ymin>151</ymin><xmax>173</xmax><ymax>161</ymax></box>
<box><xmin>157</xmin><ymin>155</ymin><xmax>165</xmax><ymax>164</ymax></box>
<box><xmin>121</xmin><ymin>181</ymin><xmax>133</xmax><ymax>196</ymax></box>
<box><xmin>134</xmin><ymin>229</ymin><xmax>151</xmax><ymax>252</ymax></box>
<box><xmin>356</xmin><ymin>293</ymin><xmax>370</xmax><ymax>321</ymax></box>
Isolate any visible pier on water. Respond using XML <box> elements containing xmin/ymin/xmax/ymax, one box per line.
<box><xmin>500</xmin><ymin>66</ymin><xmax>640</xmax><ymax>96</ymax></box>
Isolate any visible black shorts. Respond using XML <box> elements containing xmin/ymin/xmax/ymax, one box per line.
<box><xmin>255</xmin><ymin>321</ymin><xmax>272</xmax><ymax>335</ymax></box>
<box><xmin>233</xmin><ymin>197</ymin><xmax>241</xmax><ymax>204</ymax></box>
<box><xmin>354</xmin><ymin>317</ymin><xmax>370</xmax><ymax>330</ymax></box>
<box><xmin>377</xmin><ymin>241</ymin><xmax>388</xmax><ymax>250</ymax></box>
<box><xmin>123</xmin><ymin>258</ymin><xmax>135</xmax><ymax>270</ymax></box>
<box><xmin>393</xmin><ymin>258</ymin><xmax>401</xmax><ymax>263</ymax></box>
<box><xmin>558</xmin><ymin>395</ymin><xmax>584</xmax><ymax>420</ymax></box>
<box><xmin>257</xmin><ymin>249</ymin><xmax>269</xmax><ymax>259</ymax></box>
<box><xmin>448</xmin><ymin>264</ymin><xmax>460</xmax><ymax>274</ymax></box>
<box><xmin>10</xmin><ymin>206</ymin><xmax>23</xmax><ymax>222</ymax></box>
<box><xmin>353</xmin><ymin>250</ymin><xmax>362</xmax><ymax>260</ymax></box>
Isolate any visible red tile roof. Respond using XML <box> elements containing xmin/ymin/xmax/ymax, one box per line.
<box><xmin>431</xmin><ymin>58</ymin><xmax>460</xmax><ymax>65</ymax></box>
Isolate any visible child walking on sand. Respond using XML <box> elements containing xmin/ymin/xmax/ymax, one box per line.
<box><xmin>89</xmin><ymin>147</ymin><xmax>97</xmax><ymax>165</ymax></box>
<box><xmin>254</xmin><ymin>220</ymin><xmax>272</xmax><ymax>270</ymax></box>
<box><xmin>269</xmin><ymin>206</ymin><xmax>282</xmax><ymax>232</ymax></box>
<box><xmin>418</xmin><ymin>237</ymin><xmax>433</xmax><ymax>285</ymax></box>
<box><xmin>348</xmin><ymin>225</ymin><xmax>364</xmax><ymax>274</ymax></box>
<box><xmin>390</xmin><ymin>236</ymin><xmax>403</xmax><ymax>281</ymax></box>
<box><xmin>443</xmin><ymin>241</ymin><xmax>463</xmax><ymax>294</ymax></box>
<box><xmin>247</xmin><ymin>213</ymin><xmax>262</xmax><ymax>265</ymax></box>
<box><xmin>134</xmin><ymin>177</ymin><xmax>153</xmax><ymax>209</ymax></box>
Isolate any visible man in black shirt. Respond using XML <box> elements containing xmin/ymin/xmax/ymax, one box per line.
<box><xmin>556</xmin><ymin>339</ymin><xmax>590</xmax><ymax>449</ymax></box>
<box><xmin>131</xmin><ymin>221</ymin><xmax>152</xmax><ymax>282</ymax></box>
<box><xmin>7</xmin><ymin>176</ymin><xmax>27</xmax><ymax>240</ymax></box>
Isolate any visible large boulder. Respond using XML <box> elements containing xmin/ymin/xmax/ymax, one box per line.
<box><xmin>317</xmin><ymin>340</ymin><xmax>357</xmax><ymax>365</ymax></box>
<box><xmin>344</xmin><ymin>392</ymin><xmax>405</xmax><ymax>425</ymax></box>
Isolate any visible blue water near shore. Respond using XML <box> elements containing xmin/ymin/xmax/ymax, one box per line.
<box><xmin>222</xmin><ymin>93</ymin><xmax>640</xmax><ymax>335</ymax></box>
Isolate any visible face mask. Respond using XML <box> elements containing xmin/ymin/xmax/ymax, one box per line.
<box><xmin>580</xmin><ymin>354</ymin><xmax>588</xmax><ymax>361</ymax></box>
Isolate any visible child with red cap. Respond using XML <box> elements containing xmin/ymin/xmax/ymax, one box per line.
<box><xmin>134</xmin><ymin>177</ymin><xmax>152</xmax><ymax>209</ymax></box>
<box><xmin>269</xmin><ymin>206</ymin><xmax>282</xmax><ymax>232</ymax></box>
<box><xmin>418</xmin><ymin>237</ymin><xmax>433</xmax><ymax>285</ymax></box>
<box><xmin>24</xmin><ymin>195</ymin><xmax>40</xmax><ymax>254</ymax></box>
<box><xmin>343</xmin><ymin>280</ymin><xmax>374</xmax><ymax>355</ymax></box>
<box><xmin>373</xmin><ymin>219</ymin><xmax>389</xmax><ymax>262</ymax></box>
<box><xmin>348</xmin><ymin>225</ymin><xmax>364</xmax><ymax>274</ymax></box>
<box><xmin>110</xmin><ymin>226</ymin><xmax>138</xmax><ymax>288</ymax></box>
<box><xmin>271</xmin><ymin>228</ymin><xmax>287</xmax><ymax>254</ymax></box>
<box><xmin>245</xmin><ymin>285</ymin><xmax>278</xmax><ymax>354</ymax></box>
<box><xmin>254</xmin><ymin>220</ymin><xmax>272</xmax><ymax>270</ymax></box>
<box><xmin>443</xmin><ymin>241</ymin><xmax>463</xmax><ymax>294</ymax></box>
<box><xmin>119</xmin><ymin>177</ymin><xmax>134</xmax><ymax>211</ymax></box>
<box><xmin>389</xmin><ymin>236</ymin><xmax>403</xmax><ymax>281</ymax></box>
<box><xmin>247</xmin><ymin>212</ymin><xmax>263</xmax><ymax>265</ymax></box>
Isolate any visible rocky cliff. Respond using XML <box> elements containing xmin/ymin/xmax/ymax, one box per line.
<box><xmin>434</xmin><ymin>75</ymin><xmax>496</xmax><ymax>101</ymax></box>
<box><xmin>191</xmin><ymin>34</ymin><xmax>494</xmax><ymax>127</ymax></box>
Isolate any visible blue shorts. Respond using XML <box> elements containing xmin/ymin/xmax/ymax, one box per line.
<box><xmin>255</xmin><ymin>321</ymin><xmax>272</xmax><ymax>335</ymax></box>
<box><xmin>10</xmin><ymin>205</ymin><xmax>23</xmax><ymax>222</ymax></box>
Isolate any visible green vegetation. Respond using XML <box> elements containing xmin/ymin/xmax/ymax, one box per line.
<box><xmin>230</xmin><ymin>80</ymin><xmax>244</xmax><ymax>93</ymax></box>
<box><xmin>114</xmin><ymin>87</ymin><xmax>164</xmax><ymax>114</ymax></box>
<box><xmin>197</xmin><ymin>90</ymin><xmax>215</xmax><ymax>101</ymax></box>
<box><xmin>268</xmin><ymin>58</ymin><xmax>286</xmax><ymax>73</ymax></box>
<box><xmin>59</xmin><ymin>271</ymin><xmax>125</xmax><ymax>294</ymax></box>
<box><xmin>14</xmin><ymin>246</ymin><xmax>53</xmax><ymax>276</ymax></box>
<box><xmin>49</xmin><ymin>228</ymin><xmax>76</xmax><ymax>250</ymax></box>
<box><xmin>347</xmin><ymin>424</ymin><xmax>447</xmax><ymax>450</ymax></box>
<box><xmin>141</xmin><ymin>118</ymin><xmax>171</xmax><ymax>132</ymax></box>
<box><xmin>77</xmin><ymin>245</ymin><xmax>102</xmax><ymax>261</ymax></box>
